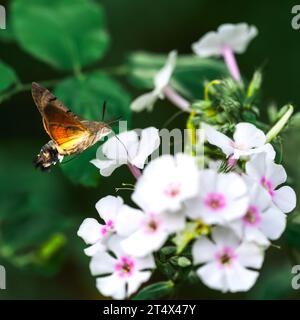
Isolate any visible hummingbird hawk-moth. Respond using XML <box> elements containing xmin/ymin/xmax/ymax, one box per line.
<box><xmin>32</xmin><ymin>82</ymin><xmax>112</xmax><ymax>171</ymax></box>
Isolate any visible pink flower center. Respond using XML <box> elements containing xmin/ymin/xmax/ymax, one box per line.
<box><xmin>243</xmin><ymin>205</ymin><xmax>261</xmax><ymax>227</ymax></box>
<box><xmin>260</xmin><ymin>176</ymin><xmax>275</xmax><ymax>198</ymax></box>
<box><xmin>142</xmin><ymin>213</ymin><xmax>161</xmax><ymax>234</ymax></box>
<box><xmin>164</xmin><ymin>183</ymin><xmax>181</xmax><ymax>198</ymax></box>
<box><xmin>115</xmin><ymin>256</ymin><xmax>135</xmax><ymax>278</ymax></box>
<box><xmin>204</xmin><ymin>193</ymin><xmax>226</xmax><ymax>211</ymax></box>
<box><xmin>215</xmin><ymin>247</ymin><xmax>237</xmax><ymax>268</ymax></box>
<box><xmin>101</xmin><ymin>219</ymin><xmax>114</xmax><ymax>236</ymax></box>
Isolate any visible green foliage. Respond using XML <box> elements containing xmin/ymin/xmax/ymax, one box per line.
<box><xmin>54</xmin><ymin>72</ymin><xmax>131</xmax><ymax>123</ymax></box>
<box><xmin>54</xmin><ymin>71</ymin><xmax>131</xmax><ymax>186</ymax></box>
<box><xmin>132</xmin><ymin>281</ymin><xmax>174</xmax><ymax>300</ymax></box>
<box><xmin>248</xmin><ymin>262</ymin><xmax>294</xmax><ymax>300</ymax></box>
<box><xmin>0</xmin><ymin>60</ymin><xmax>18</xmax><ymax>92</ymax></box>
<box><xmin>11</xmin><ymin>0</ymin><xmax>110</xmax><ymax>71</ymax></box>
<box><xmin>285</xmin><ymin>214</ymin><xmax>300</xmax><ymax>251</ymax></box>
<box><xmin>127</xmin><ymin>52</ymin><xmax>228</xmax><ymax>99</ymax></box>
<box><xmin>0</xmin><ymin>142</ymin><xmax>73</xmax><ymax>273</ymax></box>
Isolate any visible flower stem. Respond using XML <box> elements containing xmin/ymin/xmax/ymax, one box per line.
<box><xmin>222</xmin><ymin>46</ymin><xmax>241</xmax><ymax>82</ymax></box>
<box><xmin>127</xmin><ymin>163</ymin><xmax>142</xmax><ymax>179</ymax></box>
<box><xmin>163</xmin><ymin>86</ymin><xmax>191</xmax><ymax>113</ymax></box>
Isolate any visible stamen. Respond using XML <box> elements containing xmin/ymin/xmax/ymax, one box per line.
<box><xmin>115</xmin><ymin>256</ymin><xmax>135</xmax><ymax>277</ymax></box>
<box><xmin>204</xmin><ymin>193</ymin><xmax>226</xmax><ymax>211</ymax></box>
<box><xmin>215</xmin><ymin>247</ymin><xmax>237</xmax><ymax>268</ymax></box>
<box><xmin>243</xmin><ymin>205</ymin><xmax>261</xmax><ymax>226</ymax></box>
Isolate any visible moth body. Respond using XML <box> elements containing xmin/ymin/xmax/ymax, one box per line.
<box><xmin>33</xmin><ymin>140</ymin><xmax>62</xmax><ymax>171</ymax></box>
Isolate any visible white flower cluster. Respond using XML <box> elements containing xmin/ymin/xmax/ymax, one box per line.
<box><xmin>78</xmin><ymin>123</ymin><xmax>296</xmax><ymax>299</ymax></box>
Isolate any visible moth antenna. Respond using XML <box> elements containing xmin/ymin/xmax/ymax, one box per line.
<box><xmin>111</xmin><ymin>130</ymin><xmax>130</xmax><ymax>159</ymax></box>
<box><xmin>106</xmin><ymin>116</ymin><xmax>122</xmax><ymax>126</ymax></box>
<box><xmin>101</xmin><ymin>100</ymin><xmax>107</xmax><ymax>121</ymax></box>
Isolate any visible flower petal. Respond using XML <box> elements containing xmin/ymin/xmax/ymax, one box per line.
<box><xmin>260</xmin><ymin>207</ymin><xmax>286</xmax><ymax>240</ymax></box>
<box><xmin>261</xmin><ymin>160</ymin><xmax>287</xmax><ymax>188</ymax></box>
<box><xmin>89</xmin><ymin>251</ymin><xmax>116</xmax><ymax>276</ymax></box>
<box><xmin>197</xmin><ymin>262</ymin><xmax>227</xmax><ymax>291</ymax></box>
<box><xmin>121</xmin><ymin>229</ymin><xmax>168</xmax><ymax>257</ymax></box>
<box><xmin>225</xmin><ymin>263</ymin><xmax>259</xmax><ymax>292</ymax></box>
<box><xmin>95</xmin><ymin>195</ymin><xmax>124</xmax><ymax>222</ymax></box>
<box><xmin>131</xmin><ymin>127</ymin><xmax>160</xmax><ymax>169</ymax></box>
<box><xmin>243</xmin><ymin>227</ymin><xmax>270</xmax><ymax>247</ymax></box>
<box><xmin>162</xmin><ymin>211</ymin><xmax>186</xmax><ymax>233</ymax></box>
<box><xmin>114</xmin><ymin>205</ymin><xmax>144</xmax><ymax>237</ymax></box>
<box><xmin>77</xmin><ymin>218</ymin><xmax>102</xmax><ymax>245</ymax></box>
<box><xmin>218</xmin><ymin>23</ymin><xmax>258</xmax><ymax>54</ymax></box>
<box><xmin>135</xmin><ymin>254</ymin><xmax>156</xmax><ymax>270</ymax></box>
<box><xmin>217</xmin><ymin>172</ymin><xmax>247</xmax><ymax>199</ymax></box>
<box><xmin>246</xmin><ymin>153</ymin><xmax>267</xmax><ymax>180</ymax></box>
<box><xmin>233</xmin><ymin>123</ymin><xmax>266</xmax><ymax>149</ymax></box>
<box><xmin>154</xmin><ymin>50</ymin><xmax>177</xmax><ymax>91</ymax></box>
<box><xmin>107</xmin><ymin>235</ymin><xmax>126</xmax><ymax>258</ymax></box>
<box><xmin>192</xmin><ymin>237</ymin><xmax>216</xmax><ymax>264</ymax></box>
<box><xmin>84</xmin><ymin>241</ymin><xmax>106</xmax><ymax>256</ymax></box>
<box><xmin>204</xmin><ymin>124</ymin><xmax>234</xmax><ymax>157</ymax></box>
<box><xmin>127</xmin><ymin>271</ymin><xmax>152</xmax><ymax>297</ymax></box>
<box><xmin>236</xmin><ymin>242</ymin><xmax>264</xmax><ymax>269</ymax></box>
<box><xmin>90</xmin><ymin>158</ymin><xmax>123</xmax><ymax>177</ymax></box>
<box><xmin>96</xmin><ymin>274</ymin><xmax>126</xmax><ymax>300</ymax></box>
<box><xmin>102</xmin><ymin>131</ymin><xmax>139</xmax><ymax>163</ymax></box>
<box><xmin>212</xmin><ymin>227</ymin><xmax>240</xmax><ymax>249</ymax></box>
<box><xmin>192</xmin><ymin>31</ymin><xmax>222</xmax><ymax>57</ymax></box>
<box><xmin>273</xmin><ymin>186</ymin><xmax>296</xmax><ymax>213</ymax></box>
<box><xmin>130</xmin><ymin>91</ymin><xmax>158</xmax><ymax>112</ymax></box>
<box><xmin>132</xmin><ymin>153</ymin><xmax>198</xmax><ymax>213</ymax></box>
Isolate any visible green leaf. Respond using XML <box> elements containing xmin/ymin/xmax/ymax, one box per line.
<box><xmin>11</xmin><ymin>0</ymin><xmax>110</xmax><ymax>71</ymax></box>
<box><xmin>132</xmin><ymin>281</ymin><xmax>174</xmax><ymax>300</ymax></box>
<box><xmin>54</xmin><ymin>71</ymin><xmax>131</xmax><ymax>186</ymax></box>
<box><xmin>0</xmin><ymin>60</ymin><xmax>18</xmax><ymax>93</ymax></box>
<box><xmin>127</xmin><ymin>52</ymin><xmax>228</xmax><ymax>99</ymax></box>
<box><xmin>248</xmin><ymin>262</ymin><xmax>294</xmax><ymax>299</ymax></box>
<box><xmin>59</xmin><ymin>145</ymin><xmax>100</xmax><ymax>187</ymax></box>
<box><xmin>177</xmin><ymin>256</ymin><xmax>192</xmax><ymax>268</ymax></box>
<box><xmin>0</xmin><ymin>141</ymin><xmax>73</xmax><ymax>272</ymax></box>
<box><xmin>285</xmin><ymin>219</ymin><xmax>300</xmax><ymax>251</ymax></box>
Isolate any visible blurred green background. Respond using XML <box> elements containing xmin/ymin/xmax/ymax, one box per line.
<box><xmin>0</xmin><ymin>0</ymin><xmax>300</xmax><ymax>299</ymax></box>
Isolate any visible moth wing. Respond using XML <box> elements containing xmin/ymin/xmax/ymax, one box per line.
<box><xmin>32</xmin><ymin>82</ymin><xmax>91</xmax><ymax>154</ymax></box>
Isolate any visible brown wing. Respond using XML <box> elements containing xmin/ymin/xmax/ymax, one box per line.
<box><xmin>32</xmin><ymin>82</ymin><xmax>90</xmax><ymax>154</ymax></box>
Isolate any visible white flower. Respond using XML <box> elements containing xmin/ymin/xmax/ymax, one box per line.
<box><xmin>192</xmin><ymin>23</ymin><xmax>258</xmax><ymax>58</ymax></box>
<box><xmin>204</xmin><ymin>122</ymin><xmax>275</xmax><ymax>160</ymax></box>
<box><xmin>132</xmin><ymin>153</ymin><xmax>199</xmax><ymax>213</ymax></box>
<box><xmin>115</xmin><ymin>207</ymin><xmax>185</xmax><ymax>257</ymax></box>
<box><xmin>91</xmin><ymin>127</ymin><xmax>160</xmax><ymax>177</ymax></box>
<box><xmin>90</xmin><ymin>235</ymin><xmax>155</xmax><ymax>300</ymax></box>
<box><xmin>246</xmin><ymin>153</ymin><xmax>297</xmax><ymax>213</ymax></box>
<box><xmin>77</xmin><ymin>196</ymin><xmax>125</xmax><ymax>256</ymax></box>
<box><xmin>130</xmin><ymin>50</ymin><xmax>177</xmax><ymax>112</ymax></box>
<box><xmin>185</xmin><ymin>169</ymin><xmax>248</xmax><ymax>225</ymax></box>
<box><xmin>192</xmin><ymin>227</ymin><xmax>264</xmax><ymax>293</ymax></box>
<box><xmin>230</xmin><ymin>179</ymin><xmax>286</xmax><ymax>246</ymax></box>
